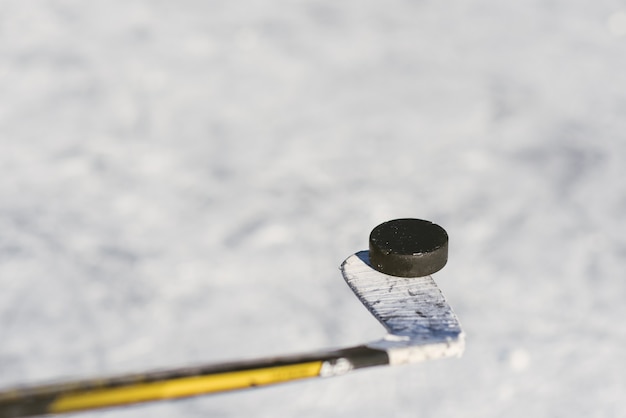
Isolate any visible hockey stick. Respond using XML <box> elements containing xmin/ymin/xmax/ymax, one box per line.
<box><xmin>0</xmin><ymin>219</ymin><xmax>464</xmax><ymax>418</ymax></box>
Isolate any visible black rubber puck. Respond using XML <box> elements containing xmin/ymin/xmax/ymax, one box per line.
<box><xmin>368</xmin><ymin>218</ymin><xmax>448</xmax><ymax>277</ymax></box>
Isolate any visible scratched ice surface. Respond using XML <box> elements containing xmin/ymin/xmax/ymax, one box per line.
<box><xmin>1</xmin><ymin>1</ymin><xmax>626</xmax><ymax>418</ymax></box>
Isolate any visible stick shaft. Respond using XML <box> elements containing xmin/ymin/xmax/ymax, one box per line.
<box><xmin>0</xmin><ymin>346</ymin><xmax>388</xmax><ymax>417</ymax></box>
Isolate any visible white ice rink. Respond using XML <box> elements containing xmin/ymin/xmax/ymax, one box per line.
<box><xmin>1</xmin><ymin>1</ymin><xmax>625</xmax><ymax>417</ymax></box>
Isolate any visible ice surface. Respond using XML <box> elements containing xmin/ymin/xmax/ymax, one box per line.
<box><xmin>1</xmin><ymin>1</ymin><xmax>625</xmax><ymax>417</ymax></box>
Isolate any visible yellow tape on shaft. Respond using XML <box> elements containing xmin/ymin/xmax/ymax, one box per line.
<box><xmin>50</xmin><ymin>361</ymin><xmax>323</xmax><ymax>413</ymax></box>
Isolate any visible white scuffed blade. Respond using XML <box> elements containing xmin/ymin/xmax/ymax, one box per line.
<box><xmin>341</xmin><ymin>251</ymin><xmax>465</xmax><ymax>365</ymax></box>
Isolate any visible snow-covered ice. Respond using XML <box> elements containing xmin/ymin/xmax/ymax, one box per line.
<box><xmin>1</xmin><ymin>1</ymin><xmax>625</xmax><ymax>417</ymax></box>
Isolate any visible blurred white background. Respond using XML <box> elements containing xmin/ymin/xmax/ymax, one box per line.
<box><xmin>1</xmin><ymin>1</ymin><xmax>625</xmax><ymax>417</ymax></box>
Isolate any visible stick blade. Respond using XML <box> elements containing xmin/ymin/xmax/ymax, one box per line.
<box><xmin>341</xmin><ymin>251</ymin><xmax>465</xmax><ymax>365</ymax></box>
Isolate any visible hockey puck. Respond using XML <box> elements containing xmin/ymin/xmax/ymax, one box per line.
<box><xmin>368</xmin><ymin>218</ymin><xmax>448</xmax><ymax>277</ymax></box>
